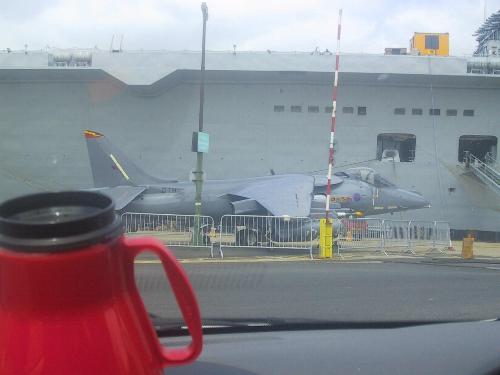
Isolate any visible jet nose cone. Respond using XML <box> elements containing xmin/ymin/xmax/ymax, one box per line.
<box><xmin>402</xmin><ymin>190</ymin><xmax>430</xmax><ymax>209</ymax></box>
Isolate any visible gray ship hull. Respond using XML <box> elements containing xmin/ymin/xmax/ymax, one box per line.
<box><xmin>0</xmin><ymin>51</ymin><xmax>499</xmax><ymax>237</ymax></box>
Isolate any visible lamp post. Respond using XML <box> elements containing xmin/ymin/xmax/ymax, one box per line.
<box><xmin>193</xmin><ymin>2</ymin><xmax>208</xmax><ymax>245</ymax></box>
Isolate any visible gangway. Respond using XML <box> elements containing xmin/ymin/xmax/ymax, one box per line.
<box><xmin>463</xmin><ymin>151</ymin><xmax>500</xmax><ymax>195</ymax></box>
<box><xmin>485</xmin><ymin>152</ymin><xmax>498</xmax><ymax>168</ymax></box>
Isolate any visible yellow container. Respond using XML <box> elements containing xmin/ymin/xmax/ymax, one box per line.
<box><xmin>319</xmin><ymin>218</ymin><xmax>333</xmax><ymax>259</ymax></box>
<box><xmin>461</xmin><ymin>237</ymin><xmax>474</xmax><ymax>259</ymax></box>
<box><xmin>410</xmin><ymin>32</ymin><xmax>449</xmax><ymax>56</ymax></box>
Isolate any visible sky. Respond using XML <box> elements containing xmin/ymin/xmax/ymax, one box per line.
<box><xmin>1</xmin><ymin>0</ymin><xmax>499</xmax><ymax>56</ymax></box>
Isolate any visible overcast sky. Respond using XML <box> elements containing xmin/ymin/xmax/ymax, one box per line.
<box><xmin>1</xmin><ymin>0</ymin><xmax>499</xmax><ymax>55</ymax></box>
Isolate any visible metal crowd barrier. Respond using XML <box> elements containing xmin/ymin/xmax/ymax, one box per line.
<box><xmin>120</xmin><ymin>212</ymin><xmax>451</xmax><ymax>260</ymax></box>
<box><xmin>121</xmin><ymin>212</ymin><xmax>217</xmax><ymax>257</ymax></box>
<box><xmin>383</xmin><ymin>219</ymin><xmax>413</xmax><ymax>253</ymax></box>
<box><xmin>408</xmin><ymin>220</ymin><xmax>436</xmax><ymax>252</ymax></box>
<box><xmin>336</xmin><ymin>218</ymin><xmax>385</xmax><ymax>256</ymax></box>
<box><xmin>406</xmin><ymin>220</ymin><xmax>450</xmax><ymax>253</ymax></box>
<box><xmin>218</xmin><ymin>215</ymin><xmax>314</xmax><ymax>259</ymax></box>
<box><xmin>335</xmin><ymin>219</ymin><xmax>451</xmax><ymax>256</ymax></box>
<box><xmin>432</xmin><ymin>221</ymin><xmax>452</xmax><ymax>252</ymax></box>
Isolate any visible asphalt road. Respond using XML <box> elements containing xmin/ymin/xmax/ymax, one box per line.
<box><xmin>135</xmin><ymin>260</ymin><xmax>500</xmax><ymax>323</ymax></box>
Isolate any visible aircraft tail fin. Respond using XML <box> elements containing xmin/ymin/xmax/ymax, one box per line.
<box><xmin>84</xmin><ymin>130</ymin><xmax>166</xmax><ymax>187</ymax></box>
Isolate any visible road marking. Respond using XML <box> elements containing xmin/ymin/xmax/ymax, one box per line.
<box><xmin>135</xmin><ymin>257</ymin><xmax>310</xmax><ymax>264</ymax></box>
<box><xmin>135</xmin><ymin>257</ymin><xmax>384</xmax><ymax>264</ymax></box>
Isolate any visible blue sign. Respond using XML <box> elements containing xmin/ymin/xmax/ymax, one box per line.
<box><xmin>192</xmin><ymin>132</ymin><xmax>210</xmax><ymax>153</ymax></box>
<box><xmin>197</xmin><ymin>132</ymin><xmax>209</xmax><ymax>153</ymax></box>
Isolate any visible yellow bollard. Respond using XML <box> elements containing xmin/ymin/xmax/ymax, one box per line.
<box><xmin>461</xmin><ymin>236</ymin><xmax>474</xmax><ymax>259</ymax></box>
<box><xmin>319</xmin><ymin>218</ymin><xmax>333</xmax><ymax>259</ymax></box>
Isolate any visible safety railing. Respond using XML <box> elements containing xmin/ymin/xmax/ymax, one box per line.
<box><xmin>485</xmin><ymin>152</ymin><xmax>496</xmax><ymax>165</ymax></box>
<box><xmin>121</xmin><ymin>212</ymin><xmax>217</xmax><ymax>257</ymax></box>
<box><xmin>464</xmin><ymin>151</ymin><xmax>500</xmax><ymax>194</ymax></box>
<box><xmin>218</xmin><ymin>215</ymin><xmax>314</xmax><ymax>259</ymax></box>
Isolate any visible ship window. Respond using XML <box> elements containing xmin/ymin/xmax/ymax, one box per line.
<box><xmin>343</xmin><ymin>106</ymin><xmax>354</xmax><ymax>114</ymax></box>
<box><xmin>291</xmin><ymin>105</ymin><xmax>302</xmax><ymax>113</ymax></box>
<box><xmin>308</xmin><ymin>105</ymin><xmax>319</xmax><ymax>113</ymax></box>
<box><xmin>463</xmin><ymin>109</ymin><xmax>474</xmax><ymax>116</ymax></box>
<box><xmin>412</xmin><ymin>108</ymin><xmax>423</xmax><ymax>115</ymax></box>
<box><xmin>458</xmin><ymin>135</ymin><xmax>497</xmax><ymax>162</ymax></box>
<box><xmin>446</xmin><ymin>109</ymin><xmax>457</xmax><ymax>116</ymax></box>
<box><xmin>325</xmin><ymin>106</ymin><xmax>333</xmax><ymax>113</ymax></box>
<box><xmin>425</xmin><ymin>35</ymin><xmax>439</xmax><ymax>50</ymax></box>
<box><xmin>357</xmin><ymin>106</ymin><xmax>367</xmax><ymax>115</ymax></box>
<box><xmin>274</xmin><ymin>105</ymin><xmax>285</xmax><ymax>112</ymax></box>
<box><xmin>429</xmin><ymin>108</ymin><xmax>441</xmax><ymax>116</ymax></box>
<box><xmin>377</xmin><ymin>133</ymin><xmax>416</xmax><ymax>162</ymax></box>
<box><xmin>394</xmin><ymin>108</ymin><xmax>406</xmax><ymax>115</ymax></box>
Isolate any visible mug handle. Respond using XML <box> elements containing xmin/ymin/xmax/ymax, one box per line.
<box><xmin>123</xmin><ymin>236</ymin><xmax>203</xmax><ymax>366</ymax></box>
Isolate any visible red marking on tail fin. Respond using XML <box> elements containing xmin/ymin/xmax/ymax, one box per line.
<box><xmin>84</xmin><ymin>130</ymin><xmax>103</xmax><ymax>139</ymax></box>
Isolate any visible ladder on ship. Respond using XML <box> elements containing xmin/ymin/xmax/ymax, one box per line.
<box><xmin>463</xmin><ymin>151</ymin><xmax>500</xmax><ymax>196</ymax></box>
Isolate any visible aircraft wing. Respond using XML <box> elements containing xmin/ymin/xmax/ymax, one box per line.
<box><xmin>313</xmin><ymin>174</ymin><xmax>344</xmax><ymax>187</ymax></box>
<box><xmin>223</xmin><ymin>175</ymin><xmax>315</xmax><ymax>217</ymax></box>
<box><xmin>87</xmin><ymin>186</ymin><xmax>146</xmax><ymax>210</ymax></box>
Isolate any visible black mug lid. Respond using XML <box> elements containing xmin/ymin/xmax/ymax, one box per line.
<box><xmin>0</xmin><ymin>191</ymin><xmax>122</xmax><ymax>252</ymax></box>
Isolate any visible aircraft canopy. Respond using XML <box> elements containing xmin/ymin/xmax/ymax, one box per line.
<box><xmin>342</xmin><ymin>168</ymin><xmax>395</xmax><ymax>188</ymax></box>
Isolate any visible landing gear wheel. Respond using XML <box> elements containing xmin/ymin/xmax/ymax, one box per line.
<box><xmin>236</xmin><ymin>229</ymin><xmax>259</xmax><ymax>246</ymax></box>
<box><xmin>245</xmin><ymin>230</ymin><xmax>258</xmax><ymax>246</ymax></box>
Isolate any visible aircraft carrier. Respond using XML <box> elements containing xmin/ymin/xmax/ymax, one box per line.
<box><xmin>0</xmin><ymin>29</ymin><xmax>499</xmax><ymax>239</ymax></box>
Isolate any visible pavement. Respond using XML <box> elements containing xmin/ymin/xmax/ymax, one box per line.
<box><xmin>450</xmin><ymin>240</ymin><xmax>500</xmax><ymax>258</ymax></box>
<box><xmin>135</xmin><ymin>240</ymin><xmax>500</xmax><ymax>264</ymax></box>
<box><xmin>329</xmin><ymin>241</ymin><xmax>500</xmax><ymax>263</ymax></box>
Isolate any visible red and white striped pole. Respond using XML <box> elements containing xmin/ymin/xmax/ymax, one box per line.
<box><xmin>325</xmin><ymin>9</ymin><xmax>342</xmax><ymax>219</ymax></box>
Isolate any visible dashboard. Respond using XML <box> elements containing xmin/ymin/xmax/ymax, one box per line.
<box><xmin>166</xmin><ymin>320</ymin><xmax>500</xmax><ymax>374</ymax></box>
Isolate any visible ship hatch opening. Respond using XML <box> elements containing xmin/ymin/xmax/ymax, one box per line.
<box><xmin>377</xmin><ymin>133</ymin><xmax>416</xmax><ymax>162</ymax></box>
<box><xmin>458</xmin><ymin>135</ymin><xmax>497</xmax><ymax>162</ymax></box>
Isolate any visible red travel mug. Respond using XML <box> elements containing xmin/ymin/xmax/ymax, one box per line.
<box><xmin>0</xmin><ymin>191</ymin><xmax>202</xmax><ymax>374</ymax></box>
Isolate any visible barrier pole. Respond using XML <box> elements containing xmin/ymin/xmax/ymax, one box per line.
<box><xmin>406</xmin><ymin>220</ymin><xmax>416</xmax><ymax>255</ymax></box>
<box><xmin>324</xmin><ymin>9</ymin><xmax>343</xmax><ymax>219</ymax></box>
<box><xmin>380</xmin><ymin>219</ymin><xmax>388</xmax><ymax>256</ymax></box>
<box><xmin>407</xmin><ymin>220</ymin><xmax>412</xmax><ymax>252</ymax></box>
<box><xmin>432</xmin><ymin>221</ymin><xmax>437</xmax><ymax>251</ymax></box>
<box><xmin>381</xmin><ymin>219</ymin><xmax>385</xmax><ymax>254</ymax></box>
<box><xmin>309</xmin><ymin>219</ymin><xmax>313</xmax><ymax>260</ymax></box>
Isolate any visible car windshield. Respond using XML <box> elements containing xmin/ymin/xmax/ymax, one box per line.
<box><xmin>1</xmin><ymin>0</ymin><xmax>500</xmax><ymax>340</ymax></box>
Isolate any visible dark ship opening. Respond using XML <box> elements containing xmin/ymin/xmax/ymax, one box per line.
<box><xmin>458</xmin><ymin>135</ymin><xmax>497</xmax><ymax>162</ymax></box>
<box><xmin>376</xmin><ymin>133</ymin><xmax>416</xmax><ymax>162</ymax></box>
